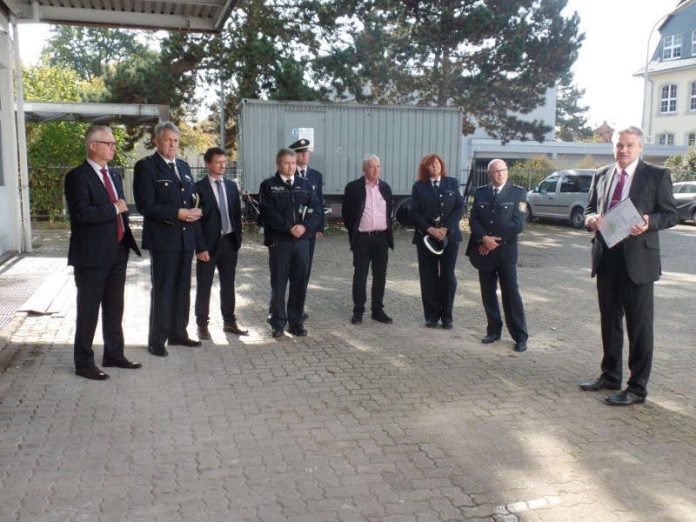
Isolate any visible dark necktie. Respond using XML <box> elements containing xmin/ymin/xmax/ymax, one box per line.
<box><xmin>168</xmin><ymin>161</ymin><xmax>179</xmax><ymax>179</ymax></box>
<box><xmin>432</xmin><ymin>180</ymin><xmax>439</xmax><ymax>189</ymax></box>
<box><xmin>286</xmin><ymin>178</ymin><xmax>292</xmax><ymax>189</ymax></box>
<box><xmin>300</xmin><ymin>169</ymin><xmax>306</xmax><ymax>178</ymax></box>
<box><xmin>492</xmin><ymin>187</ymin><xmax>499</xmax><ymax>199</ymax></box>
<box><xmin>215</xmin><ymin>180</ymin><xmax>231</xmax><ymax>234</ymax></box>
<box><xmin>100</xmin><ymin>168</ymin><xmax>124</xmax><ymax>242</ymax></box>
<box><xmin>608</xmin><ymin>169</ymin><xmax>627</xmax><ymax>210</ymax></box>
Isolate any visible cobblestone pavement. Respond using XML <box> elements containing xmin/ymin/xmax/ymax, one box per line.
<box><xmin>1</xmin><ymin>221</ymin><xmax>695</xmax><ymax>521</ymax></box>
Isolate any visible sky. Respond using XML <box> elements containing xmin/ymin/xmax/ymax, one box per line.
<box><xmin>15</xmin><ymin>0</ymin><xmax>681</xmax><ymax>130</ymax></box>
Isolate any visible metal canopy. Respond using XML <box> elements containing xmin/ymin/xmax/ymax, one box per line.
<box><xmin>22</xmin><ymin>101</ymin><xmax>170</xmax><ymax>125</ymax></box>
<box><xmin>5</xmin><ymin>0</ymin><xmax>237</xmax><ymax>32</ymax></box>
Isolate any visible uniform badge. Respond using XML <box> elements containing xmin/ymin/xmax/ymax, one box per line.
<box><xmin>519</xmin><ymin>201</ymin><xmax>527</xmax><ymax>213</ymax></box>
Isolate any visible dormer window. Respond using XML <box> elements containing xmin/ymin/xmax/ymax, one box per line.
<box><xmin>692</xmin><ymin>30</ymin><xmax>696</xmax><ymax>56</ymax></box>
<box><xmin>663</xmin><ymin>34</ymin><xmax>682</xmax><ymax>60</ymax></box>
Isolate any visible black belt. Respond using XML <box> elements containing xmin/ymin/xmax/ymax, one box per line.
<box><xmin>358</xmin><ymin>230</ymin><xmax>387</xmax><ymax>235</ymax></box>
<box><xmin>221</xmin><ymin>232</ymin><xmax>235</xmax><ymax>239</ymax></box>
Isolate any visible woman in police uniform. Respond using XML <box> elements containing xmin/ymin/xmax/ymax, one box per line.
<box><xmin>409</xmin><ymin>154</ymin><xmax>465</xmax><ymax>329</ymax></box>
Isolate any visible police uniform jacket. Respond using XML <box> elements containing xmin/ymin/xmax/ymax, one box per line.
<box><xmin>342</xmin><ymin>177</ymin><xmax>394</xmax><ymax>251</ymax></box>
<box><xmin>584</xmin><ymin>160</ymin><xmax>677</xmax><ymax>283</ymax></box>
<box><xmin>194</xmin><ymin>177</ymin><xmax>243</xmax><ymax>256</ymax></box>
<box><xmin>299</xmin><ymin>166</ymin><xmax>325</xmax><ymax>233</ymax></box>
<box><xmin>133</xmin><ymin>153</ymin><xmax>197</xmax><ymax>252</ymax></box>
<box><xmin>409</xmin><ymin>177</ymin><xmax>464</xmax><ymax>245</ymax></box>
<box><xmin>466</xmin><ymin>183</ymin><xmax>527</xmax><ymax>270</ymax></box>
<box><xmin>259</xmin><ymin>173</ymin><xmax>321</xmax><ymax>247</ymax></box>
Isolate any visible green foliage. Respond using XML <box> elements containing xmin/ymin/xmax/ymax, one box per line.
<box><xmin>576</xmin><ymin>155</ymin><xmax>600</xmax><ymax>169</ymax></box>
<box><xmin>23</xmin><ymin>66</ymin><xmax>132</xmax><ymax>220</ymax></box>
<box><xmin>509</xmin><ymin>156</ymin><xmax>556</xmax><ymax>189</ymax></box>
<box><xmin>317</xmin><ymin>0</ymin><xmax>582</xmax><ymax>142</ymax></box>
<box><xmin>665</xmin><ymin>148</ymin><xmax>696</xmax><ymax>181</ymax></box>
<box><xmin>555</xmin><ymin>72</ymin><xmax>592</xmax><ymax>142</ymax></box>
<box><xmin>41</xmin><ymin>26</ymin><xmax>148</xmax><ymax>80</ymax></box>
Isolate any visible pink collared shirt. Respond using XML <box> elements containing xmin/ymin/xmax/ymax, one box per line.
<box><xmin>358</xmin><ymin>177</ymin><xmax>387</xmax><ymax>232</ymax></box>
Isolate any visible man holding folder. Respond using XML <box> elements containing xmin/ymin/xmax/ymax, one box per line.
<box><xmin>581</xmin><ymin>125</ymin><xmax>677</xmax><ymax>405</ymax></box>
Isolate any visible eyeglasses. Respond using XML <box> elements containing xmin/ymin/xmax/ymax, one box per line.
<box><xmin>488</xmin><ymin>168</ymin><xmax>508</xmax><ymax>174</ymax></box>
<box><xmin>92</xmin><ymin>140</ymin><xmax>117</xmax><ymax>148</ymax></box>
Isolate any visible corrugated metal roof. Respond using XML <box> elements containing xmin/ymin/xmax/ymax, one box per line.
<box><xmin>4</xmin><ymin>0</ymin><xmax>238</xmax><ymax>32</ymax></box>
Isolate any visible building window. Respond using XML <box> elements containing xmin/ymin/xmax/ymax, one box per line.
<box><xmin>663</xmin><ymin>34</ymin><xmax>683</xmax><ymax>59</ymax></box>
<box><xmin>660</xmin><ymin>84</ymin><xmax>677</xmax><ymax>113</ymax></box>
<box><xmin>691</xmin><ymin>82</ymin><xmax>696</xmax><ymax>111</ymax></box>
<box><xmin>658</xmin><ymin>133</ymin><xmax>675</xmax><ymax>145</ymax></box>
<box><xmin>693</xmin><ymin>30</ymin><xmax>696</xmax><ymax>56</ymax></box>
<box><xmin>688</xmin><ymin>132</ymin><xmax>696</xmax><ymax>147</ymax></box>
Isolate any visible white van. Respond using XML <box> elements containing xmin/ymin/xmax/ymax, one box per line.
<box><xmin>526</xmin><ymin>169</ymin><xmax>595</xmax><ymax>228</ymax></box>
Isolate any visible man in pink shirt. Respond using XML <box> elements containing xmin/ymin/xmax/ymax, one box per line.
<box><xmin>342</xmin><ymin>155</ymin><xmax>394</xmax><ymax>324</ymax></box>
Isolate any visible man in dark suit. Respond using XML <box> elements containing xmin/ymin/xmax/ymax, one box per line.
<box><xmin>133</xmin><ymin>122</ymin><xmax>202</xmax><ymax>357</ymax></box>
<box><xmin>581</xmin><ymin>126</ymin><xmax>678</xmax><ymax>406</ymax></box>
<box><xmin>342</xmin><ymin>154</ymin><xmax>394</xmax><ymax>325</ymax></box>
<box><xmin>259</xmin><ymin>148</ymin><xmax>322</xmax><ymax>338</ymax></box>
<box><xmin>193</xmin><ymin>147</ymin><xmax>248</xmax><ymax>340</ymax></box>
<box><xmin>289</xmin><ymin>138</ymin><xmax>325</xmax><ymax>319</ymax></box>
<box><xmin>64</xmin><ymin>125</ymin><xmax>142</xmax><ymax>380</ymax></box>
<box><xmin>466</xmin><ymin>159</ymin><xmax>528</xmax><ymax>352</ymax></box>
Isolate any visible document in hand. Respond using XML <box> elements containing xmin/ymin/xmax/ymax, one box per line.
<box><xmin>599</xmin><ymin>198</ymin><xmax>646</xmax><ymax>248</ymax></box>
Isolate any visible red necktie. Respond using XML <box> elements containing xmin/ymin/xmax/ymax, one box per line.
<box><xmin>100</xmin><ymin>168</ymin><xmax>124</xmax><ymax>242</ymax></box>
<box><xmin>608</xmin><ymin>169</ymin><xmax>627</xmax><ymax>210</ymax></box>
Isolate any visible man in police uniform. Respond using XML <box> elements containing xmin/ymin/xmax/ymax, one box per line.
<box><xmin>259</xmin><ymin>148</ymin><xmax>322</xmax><ymax>338</ymax></box>
<box><xmin>289</xmin><ymin>139</ymin><xmax>324</xmax><ymax>320</ymax></box>
<box><xmin>466</xmin><ymin>158</ymin><xmax>529</xmax><ymax>352</ymax></box>
<box><xmin>134</xmin><ymin>121</ymin><xmax>202</xmax><ymax>357</ymax></box>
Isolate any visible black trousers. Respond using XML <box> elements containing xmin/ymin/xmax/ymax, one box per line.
<box><xmin>478</xmin><ymin>256</ymin><xmax>527</xmax><ymax>342</ymax></box>
<box><xmin>149</xmin><ymin>250</ymin><xmax>193</xmax><ymax>348</ymax></box>
<box><xmin>73</xmin><ymin>244</ymin><xmax>129</xmax><ymax>369</ymax></box>
<box><xmin>416</xmin><ymin>241</ymin><xmax>459</xmax><ymax>324</ymax></box>
<box><xmin>268</xmin><ymin>239</ymin><xmax>309</xmax><ymax>329</ymax></box>
<box><xmin>307</xmin><ymin>236</ymin><xmax>316</xmax><ymax>284</ymax></box>
<box><xmin>195</xmin><ymin>235</ymin><xmax>239</xmax><ymax>327</ymax></box>
<box><xmin>352</xmin><ymin>231</ymin><xmax>389</xmax><ymax>314</ymax></box>
<box><xmin>596</xmin><ymin>245</ymin><xmax>653</xmax><ymax>396</ymax></box>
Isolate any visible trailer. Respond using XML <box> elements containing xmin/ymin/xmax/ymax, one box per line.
<box><xmin>237</xmin><ymin>99</ymin><xmax>464</xmax><ymax>220</ymax></box>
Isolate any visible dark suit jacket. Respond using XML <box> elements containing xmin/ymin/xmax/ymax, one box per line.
<box><xmin>64</xmin><ymin>161</ymin><xmax>140</xmax><ymax>267</ymax></box>
<box><xmin>465</xmin><ymin>183</ymin><xmax>527</xmax><ymax>271</ymax></box>
<box><xmin>299</xmin><ymin>166</ymin><xmax>325</xmax><ymax>232</ymax></box>
<box><xmin>584</xmin><ymin>160</ymin><xmax>678</xmax><ymax>284</ymax></box>
<box><xmin>409</xmin><ymin>177</ymin><xmax>464</xmax><ymax>245</ymax></box>
<box><xmin>194</xmin><ymin>176</ymin><xmax>243</xmax><ymax>255</ymax></box>
<box><xmin>133</xmin><ymin>153</ymin><xmax>197</xmax><ymax>252</ymax></box>
<box><xmin>342</xmin><ymin>177</ymin><xmax>394</xmax><ymax>251</ymax></box>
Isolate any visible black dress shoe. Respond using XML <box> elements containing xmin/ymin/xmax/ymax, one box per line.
<box><xmin>441</xmin><ymin>322</ymin><xmax>453</xmax><ymax>330</ymax></box>
<box><xmin>351</xmin><ymin>313</ymin><xmax>363</xmax><ymax>325</ymax></box>
<box><xmin>579</xmin><ymin>376</ymin><xmax>621</xmax><ymax>392</ymax></box>
<box><xmin>371</xmin><ymin>310</ymin><xmax>393</xmax><ymax>324</ymax></box>
<box><xmin>197</xmin><ymin>326</ymin><xmax>211</xmax><ymax>340</ymax></box>
<box><xmin>272</xmin><ymin>328</ymin><xmax>284</xmax><ymax>338</ymax></box>
<box><xmin>148</xmin><ymin>345</ymin><xmax>168</xmax><ymax>357</ymax></box>
<box><xmin>102</xmin><ymin>358</ymin><xmax>142</xmax><ymax>369</ymax></box>
<box><xmin>481</xmin><ymin>334</ymin><xmax>501</xmax><ymax>344</ymax></box>
<box><xmin>425</xmin><ymin>320</ymin><xmax>438</xmax><ymax>328</ymax></box>
<box><xmin>514</xmin><ymin>341</ymin><xmax>527</xmax><ymax>352</ymax></box>
<box><xmin>289</xmin><ymin>326</ymin><xmax>307</xmax><ymax>337</ymax></box>
<box><xmin>223</xmin><ymin>322</ymin><xmax>249</xmax><ymax>335</ymax></box>
<box><xmin>75</xmin><ymin>366</ymin><xmax>109</xmax><ymax>380</ymax></box>
<box><xmin>168</xmin><ymin>337</ymin><xmax>202</xmax><ymax>347</ymax></box>
<box><xmin>605</xmin><ymin>389</ymin><xmax>646</xmax><ymax>406</ymax></box>
<box><xmin>301</xmin><ymin>312</ymin><xmax>309</xmax><ymax>320</ymax></box>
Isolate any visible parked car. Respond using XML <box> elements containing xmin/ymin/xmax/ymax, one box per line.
<box><xmin>526</xmin><ymin>169</ymin><xmax>595</xmax><ymax>228</ymax></box>
<box><xmin>673</xmin><ymin>181</ymin><xmax>696</xmax><ymax>223</ymax></box>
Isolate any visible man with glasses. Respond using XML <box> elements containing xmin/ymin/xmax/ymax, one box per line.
<box><xmin>64</xmin><ymin>125</ymin><xmax>142</xmax><ymax>380</ymax></box>
<box><xmin>466</xmin><ymin>158</ymin><xmax>529</xmax><ymax>352</ymax></box>
<box><xmin>134</xmin><ymin>121</ymin><xmax>202</xmax><ymax>357</ymax></box>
